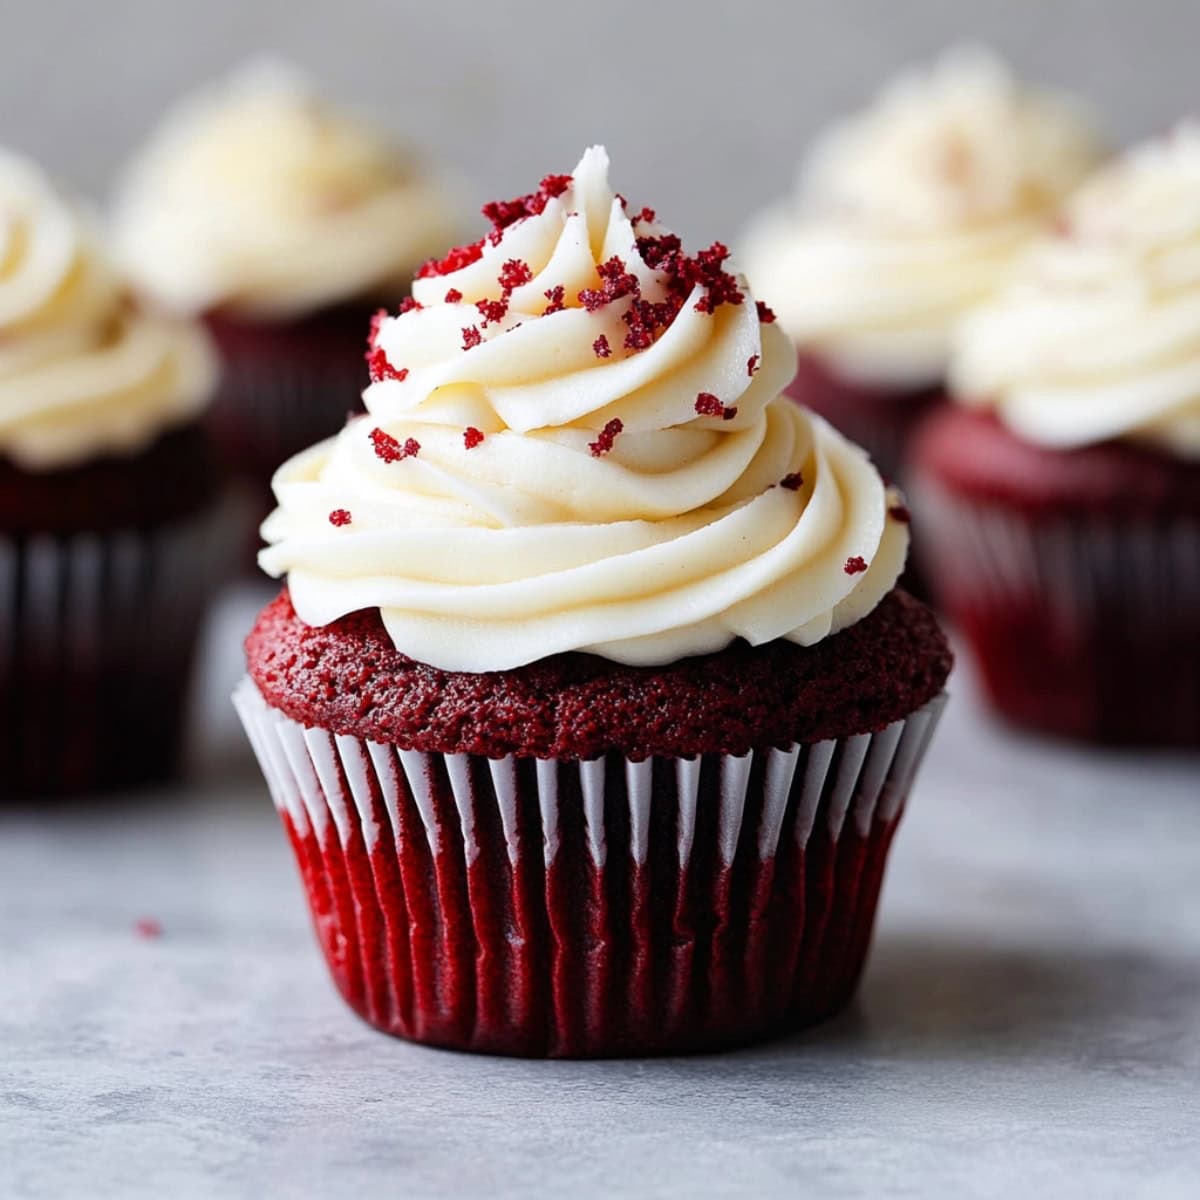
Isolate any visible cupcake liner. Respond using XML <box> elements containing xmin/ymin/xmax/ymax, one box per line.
<box><xmin>0</xmin><ymin>502</ymin><xmax>230</xmax><ymax>796</ymax></box>
<box><xmin>235</xmin><ymin>677</ymin><xmax>947</xmax><ymax>1057</ymax></box>
<box><xmin>914</xmin><ymin>479</ymin><xmax>1200</xmax><ymax>744</ymax></box>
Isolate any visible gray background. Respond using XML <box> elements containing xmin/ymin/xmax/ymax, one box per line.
<box><xmin>4</xmin><ymin>0</ymin><xmax>1199</xmax><ymax>244</ymax></box>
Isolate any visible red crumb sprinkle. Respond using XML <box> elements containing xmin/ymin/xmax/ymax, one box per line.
<box><xmin>476</xmin><ymin>296</ymin><xmax>509</xmax><ymax>326</ymax></box>
<box><xmin>844</xmin><ymin>556</ymin><xmax>869</xmax><ymax>576</ymax></box>
<box><xmin>134</xmin><ymin>918</ymin><xmax>162</xmax><ymax>939</ymax></box>
<box><xmin>368</xmin><ymin>307</ymin><xmax>388</xmax><ymax>348</ymax></box>
<box><xmin>747</xmin><ymin>354</ymin><xmax>760</xmax><ymax>376</ymax></box>
<box><xmin>463</xmin><ymin>426</ymin><xmax>485</xmax><ymax>450</ymax></box>
<box><xmin>633</xmin><ymin>206</ymin><xmax>656</xmax><ymax>225</ymax></box>
<box><xmin>780</xmin><ymin>472</ymin><xmax>804</xmax><ymax>490</ymax></box>
<box><xmin>579</xmin><ymin>255</ymin><xmax>641</xmax><ymax>312</ymax></box>
<box><xmin>370</xmin><ymin>428</ymin><xmax>421</xmax><ymax>463</ymax></box>
<box><xmin>398</xmin><ymin>296</ymin><xmax>423</xmax><ymax>315</ymax></box>
<box><xmin>365</xmin><ymin>346</ymin><xmax>408</xmax><ymax>383</ymax></box>
<box><xmin>593</xmin><ymin>334</ymin><xmax>612</xmax><ymax>358</ymax></box>
<box><xmin>543</xmin><ymin>285</ymin><xmax>566</xmax><ymax>313</ymax></box>
<box><xmin>498</xmin><ymin>259</ymin><xmax>534</xmax><ymax>293</ymax></box>
<box><xmin>417</xmin><ymin>238</ymin><xmax>485</xmax><ymax>279</ymax></box>
<box><xmin>462</xmin><ymin>325</ymin><xmax>483</xmax><ymax>350</ymax></box>
<box><xmin>444</xmin><ymin>288</ymin><xmax>463</xmax><ymax>303</ymax></box>
<box><xmin>756</xmin><ymin>300</ymin><xmax>777</xmax><ymax>324</ymax></box>
<box><xmin>588</xmin><ymin>417</ymin><xmax>624</xmax><ymax>457</ymax></box>
<box><xmin>329</xmin><ymin>508</ymin><xmax>352</xmax><ymax>527</ymax></box>
<box><xmin>695</xmin><ymin>392</ymin><xmax>737</xmax><ymax>420</ymax></box>
<box><xmin>889</xmin><ymin>504</ymin><xmax>912</xmax><ymax>524</ymax></box>
<box><xmin>482</xmin><ymin>174</ymin><xmax>574</xmax><ymax>234</ymax></box>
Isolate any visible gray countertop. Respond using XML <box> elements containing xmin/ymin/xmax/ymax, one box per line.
<box><xmin>3</xmin><ymin>588</ymin><xmax>1199</xmax><ymax>1199</ymax></box>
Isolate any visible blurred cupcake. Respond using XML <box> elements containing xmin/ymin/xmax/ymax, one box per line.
<box><xmin>0</xmin><ymin>150</ymin><xmax>221</xmax><ymax>794</ymax></box>
<box><xmin>741</xmin><ymin>46</ymin><xmax>1103</xmax><ymax>486</ymax></box>
<box><xmin>913</xmin><ymin>129</ymin><xmax>1200</xmax><ymax>746</ymax></box>
<box><xmin>234</xmin><ymin>147</ymin><xmax>952</xmax><ymax>1056</ymax></box>
<box><xmin>113</xmin><ymin>58</ymin><xmax>460</xmax><ymax>528</ymax></box>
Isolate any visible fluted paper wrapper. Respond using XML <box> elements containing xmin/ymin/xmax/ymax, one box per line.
<box><xmin>0</xmin><ymin>505</ymin><xmax>228</xmax><ymax>796</ymax></box>
<box><xmin>235</xmin><ymin>677</ymin><xmax>946</xmax><ymax>1057</ymax></box>
<box><xmin>915</xmin><ymin>479</ymin><xmax>1200</xmax><ymax>744</ymax></box>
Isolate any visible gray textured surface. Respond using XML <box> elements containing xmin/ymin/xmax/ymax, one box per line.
<box><xmin>2</xmin><ymin>589</ymin><xmax>1199</xmax><ymax>1199</ymax></box>
<box><xmin>4</xmin><ymin>0</ymin><xmax>1200</xmax><ymax>243</ymax></box>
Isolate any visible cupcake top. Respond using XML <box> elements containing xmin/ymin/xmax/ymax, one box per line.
<box><xmin>259</xmin><ymin>147</ymin><xmax>911</xmax><ymax>673</ymax></box>
<box><xmin>741</xmin><ymin>47</ymin><xmax>1103</xmax><ymax>388</ymax></box>
<box><xmin>0</xmin><ymin>150</ymin><xmax>214</xmax><ymax>472</ymax></box>
<box><xmin>952</xmin><ymin>128</ymin><xmax>1200</xmax><ymax>459</ymax></box>
<box><xmin>112</xmin><ymin>59</ymin><xmax>459</xmax><ymax>320</ymax></box>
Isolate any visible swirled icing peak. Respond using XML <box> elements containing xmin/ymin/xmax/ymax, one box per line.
<box><xmin>260</xmin><ymin>147</ymin><xmax>910</xmax><ymax>671</ymax></box>
<box><xmin>0</xmin><ymin>150</ymin><xmax>214</xmax><ymax>471</ymax></box>
<box><xmin>741</xmin><ymin>46</ymin><xmax>1103</xmax><ymax>387</ymax></box>
<box><xmin>952</xmin><ymin>126</ymin><xmax>1200</xmax><ymax>458</ymax></box>
<box><xmin>112</xmin><ymin>58</ymin><xmax>460</xmax><ymax>319</ymax></box>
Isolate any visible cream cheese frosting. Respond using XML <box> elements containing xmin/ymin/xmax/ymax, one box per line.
<box><xmin>112</xmin><ymin>59</ymin><xmax>460</xmax><ymax>320</ymax></box>
<box><xmin>0</xmin><ymin>150</ymin><xmax>215</xmax><ymax>472</ymax></box>
<box><xmin>259</xmin><ymin>147</ymin><xmax>909</xmax><ymax>672</ymax></box>
<box><xmin>741</xmin><ymin>46</ymin><xmax>1103</xmax><ymax>388</ymax></box>
<box><xmin>951</xmin><ymin>127</ymin><xmax>1200</xmax><ymax>459</ymax></box>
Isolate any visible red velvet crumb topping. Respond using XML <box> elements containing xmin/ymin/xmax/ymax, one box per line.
<box><xmin>498</xmin><ymin>258</ymin><xmax>533</xmax><ymax>293</ymax></box>
<box><xmin>889</xmin><ymin>504</ymin><xmax>911</xmax><ymax>524</ymax></box>
<box><xmin>844</xmin><ymin>555</ymin><xmax>868</xmax><ymax>575</ymax></box>
<box><xmin>780</xmin><ymin>472</ymin><xmax>804</xmax><ymax>491</ymax></box>
<box><xmin>695</xmin><ymin>392</ymin><xmax>737</xmax><ymax>420</ymax></box>
<box><xmin>329</xmin><ymin>508</ymin><xmax>352</xmax><ymax>527</ymax></box>
<box><xmin>588</xmin><ymin>418</ymin><xmax>624</xmax><ymax>457</ymax></box>
<box><xmin>579</xmin><ymin>255</ymin><xmax>640</xmax><ymax>312</ymax></box>
<box><xmin>462</xmin><ymin>325</ymin><xmax>483</xmax><ymax>350</ymax></box>
<box><xmin>368</xmin><ymin>307</ymin><xmax>388</xmax><ymax>348</ymax></box>
<box><xmin>371</xmin><ymin>428</ymin><xmax>421</xmax><ymax>463</ymax></box>
<box><xmin>756</xmin><ymin>300</ymin><xmax>777</xmax><ymax>324</ymax></box>
<box><xmin>365</xmin><ymin>346</ymin><xmax>408</xmax><ymax>383</ymax></box>
<box><xmin>543</xmin><ymin>285</ymin><xmax>566</xmax><ymax>314</ymax></box>
<box><xmin>476</xmin><ymin>296</ymin><xmax>509</xmax><ymax>326</ymax></box>
<box><xmin>593</xmin><ymin>334</ymin><xmax>612</xmax><ymax>358</ymax></box>
<box><xmin>417</xmin><ymin>239</ymin><xmax>485</xmax><ymax>279</ymax></box>
<box><xmin>747</xmin><ymin>354</ymin><xmax>760</xmax><ymax>376</ymax></box>
<box><xmin>444</xmin><ymin>288</ymin><xmax>463</xmax><ymax>303</ymax></box>
<box><xmin>463</xmin><ymin>426</ymin><xmax>485</xmax><ymax>450</ymax></box>
<box><xmin>482</xmin><ymin>174</ymin><xmax>574</xmax><ymax>234</ymax></box>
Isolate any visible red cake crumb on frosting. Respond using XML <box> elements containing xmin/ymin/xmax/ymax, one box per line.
<box><xmin>461</xmin><ymin>325</ymin><xmax>482</xmax><ymax>350</ymax></box>
<box><xmin>370</xmin><ymin>428</ymin><xmax>420</xmax><ymax>463</ymax></box>
<box><xmin>463</xmin><ymin>426</ymin><xmax>485</xmax><ymax>450</ymax></box>
<box><xmin>482</xmin><ymin>175</ymin><xmax>574</xmax><ymax>234</ymax></box>
<box><xmin>780</xmin><ymin>472</ymin><xmax>804</xmax><ymax>491</ymax></box>
<box><xmin>246</xmin><ymin>589</ymin><xmax>951</xmax><ymax>759</ymax></box>
<box><xmin>756</xmin><ymin>300</ymin><xmax>776</xmax><ymax>324</ymax></box>
<box><xmin>747</xmin><ymin>354</ymin><xmax>760</xmax><ymax>376</ymax></box>
<box><xmin>398</xmin><ymin>296</ymin><xmax>422</xmax><ymax>315</ymax></box>
<box><xmin>593</xmin><ymin>334</ymin><xmax>612</xmax><ymax>358</ymax></box>
<box><xmin>328</xmin><ymin>509</ymin><xmax>352</xmax><ymax>527</ymax></box>
<box><xmin>365</xmin><ymin>347</ymin><xmax>408</xmax><ymax>383</ymax></box>
<box><xmin>498</xmin><ymin>258</ymin><xmax>533</xmax><ymax>292</ymax></box>
<box><xmin>695</xmin><ymin>392</ymin><xmax>737</xmax><ymax>421</ymax></box>
<box><xmin>444</xmin><ymin>288</ymin><xmax>463</xmax><ymax>303</ymax></box>
<box><xmin>417</xmin><ymin>239</ymin><xmax>485</xmax><ymax>279</ymax></box>
<box><xmin>889</xmin><ymin>504</ymin><xmax>912</xmax><ymax>523</ymax></box>
<box><xmin>475</xmin><ymin>296</ymin><xmax>509</xmax><ymax>326</ymax></box>
<box><xmin>543</xmin><ymin>285</ymin><xmax>566</xmax><ymax>313</ymax></box>
<box><xmin>844</xmin><ymin>556</ymin><xmax>869</xmax><ymax>576</ymax></box>
<box><xmin>368</xmin><ymin>308</ymin><xmax>388</xmax><ymax>348</ymax></box>
<box><xmin>588</xmin><ymin>418</ymin><xmax>623</xmax><ymax>457</ymax></box>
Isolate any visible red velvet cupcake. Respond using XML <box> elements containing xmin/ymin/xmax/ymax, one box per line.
<box><xmin>741</xmin><ymin>47</ymin><xmax>1103</xmax><ymax>489</ymax></box>
<box><xmin>112</xmin><ymin>59</ymin><xmax>462</xmax><ymax>560</ymax></box>
<box><xmin>236</xmin><ymin>147</ymin><xmax>952</xmax><ymax>1056</ymax></box>
<box><xmin>913</xmin><ymin>131</ymin><xmax>1200</xmax><ymax>746</ymax></box>
<box><xmin>1</xmin><ymin>151</ymin><xmax>223</xmax><ymax>794</ymax></box>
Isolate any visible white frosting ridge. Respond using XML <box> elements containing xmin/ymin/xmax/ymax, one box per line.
<box><xmin>0</xmin><ymin>150</ymin><xmax>214</xmax><ymax>471</ymax></box>
<box><xmin>952</xmin><ymin>127</ymin><xmax>1200</xmax><ymax>459</ymax></box>
<box><xmin>260</xmin><ymin>147</ymin><xmax>909</xmax><ymax>671</ymax></box>
<box><xmin>741</xmin><ymin>46</ymin><xmax>1103</xmax><ymax>387</ymax></box>
<box><xmin>112</xmin><ymin>58</ymin><xmax>460</xmax><ymax>319</ymax></box>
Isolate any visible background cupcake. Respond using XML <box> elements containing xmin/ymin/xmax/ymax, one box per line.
<box><xmin>740</xmin><ymin>46</ymin><xmax>1103</xmax><ymax>489</ymax></box>
<box><xmin>236</xmin><ymin>146</ymin><xmax>952</xmax><ymax>1057</ymax></box>
<box><xmin>112</xmin><ymin>58</ymin><xmax>461</xmax><ymax>546</ymax></box>
<box><xmin>0</xmin><ymin>150</ymin><xmax>221</xmax><ymax>794</ymax></box>
<box><xmin>913</xmin><ymin>129</ymin><xmax>1200</xmax><ymax>746</ymax></box>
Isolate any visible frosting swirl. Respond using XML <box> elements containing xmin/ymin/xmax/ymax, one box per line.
<box><xmin>951</xmin><ymin>127</ymin><xmax>1200</xmax><ymax>458</ymax></box>
<box><xmin>741</xmin><ymin>47</ymin><xmax>1103</xmax><ymax>387</ymax></box>
<box><xmin>260</xmin><ymin>147</ymin><xmax>908</xmax><ymax>672</ymax></box>
<box><xmin>0</xmin><ymin>150</ymin><xmax>214</xmax><ymax>471</ymax></box>
<box><xmin>113</xmin><ymin>59</ymin><xmax>460</xmax><ymax>320</ymax></box>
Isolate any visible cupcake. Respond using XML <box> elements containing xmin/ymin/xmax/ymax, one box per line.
<box><xmin>112</xmin><ymin>59</ymin><xmax>460</xmax><ymax>532</ymax></box>
<box><xmin>0</xmin><ymin>150</ymin><xmax>221</xmax><ymax>794</ymax></box>
<box><xmin>913</xmin><ymin>129</ymin><xmax>1200</xmax><ymax>746</ymax></box>
<box><xmin>235</xmin><ymin>147</ymin><xmax>952</xmax><ymax>1056</ymax></box>
<box><xmin>741</xmin><ymin>46</ymin><xmax>1103</xmax><ymax>487</ymax></box>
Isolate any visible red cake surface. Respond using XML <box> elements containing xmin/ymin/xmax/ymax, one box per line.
<box><xmin>0</xmin><ymin>422</ymin><xmax>218</xmax><ymax>535</ymax></box>
<box><xmin>246</xmin><ymin>588</ymin><xmax>951</xmax><ymax>760</ymax></box>
<box><xmin>913</xmin><ymin>405</ymin><xmax>1200</xmax><ymax>517</ymax></box>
